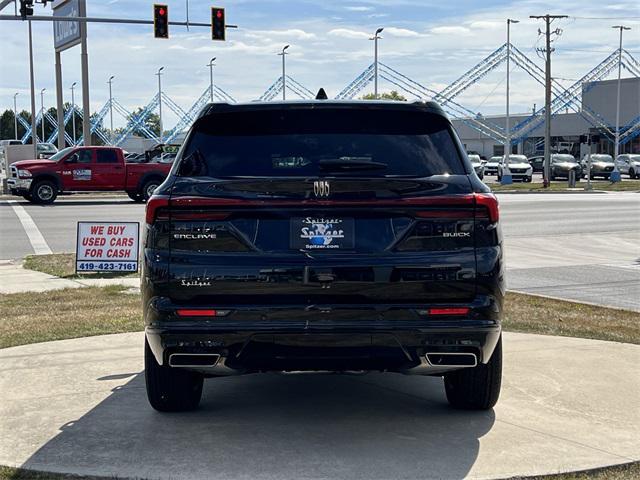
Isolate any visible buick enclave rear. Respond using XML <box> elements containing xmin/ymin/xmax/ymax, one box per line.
<box><xmin>142</xmin><ymin>100</ymin><xmax>504</xmax><ymax>412</ymax></box>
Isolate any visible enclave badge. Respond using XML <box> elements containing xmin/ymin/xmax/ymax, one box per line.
<box><xmin>313</xmin><ymin>180</ymin><xmax>330</xmax><ymax>198</ymax></box>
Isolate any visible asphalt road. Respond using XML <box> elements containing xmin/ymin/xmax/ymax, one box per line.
<box><xmin>1</xmin><ymin>192</ymin><xmax>639</xmax><ymax>309</ymax></box>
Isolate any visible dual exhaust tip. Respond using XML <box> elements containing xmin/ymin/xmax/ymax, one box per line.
<box><xmin>425</xmin><ymin>352</ymin><xmax>477</xmax><ymax>368</ymax></box>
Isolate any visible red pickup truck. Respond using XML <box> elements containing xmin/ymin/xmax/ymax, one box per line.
<box><xmin>8</xmin><ymin>146</ymin><xmax>172</xmax><ymax>204</ymax></box>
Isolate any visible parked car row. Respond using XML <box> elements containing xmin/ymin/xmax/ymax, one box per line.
<box><xmin>469</xmin><ymin>154</ymin><xmax>533</xmax><ymax>182</ymax></box>
<box><xmin>467</xmin><ymin>152</ymin><xmax>640</xmax><ymax>182</ymax></box>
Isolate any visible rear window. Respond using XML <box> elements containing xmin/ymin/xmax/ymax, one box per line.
<box><xmin>97</xmin><ymin>149</ymin><xmax>119</xmax><ymax>163</ymax></box>
<box><xmin>178</xmin><ymin>108</ymin><xmax>464</xmax><ymax>178</ymax></box>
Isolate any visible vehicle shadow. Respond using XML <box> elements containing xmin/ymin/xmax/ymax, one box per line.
<box><xmin>19</xmin><ymin>372</ymin><xmax>495</xmax><ymax>480</ymax></box>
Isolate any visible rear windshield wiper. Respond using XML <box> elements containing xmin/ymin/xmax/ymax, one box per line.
<box><xmin>318</xmin><ymin>158</ymin><xmax>388</xmax><ymax>171</ymax></box>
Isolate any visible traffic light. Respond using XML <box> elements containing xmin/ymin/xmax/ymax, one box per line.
<box><xmin>19</xmin><ymin>0</ymin><xmax>34</xmax><ymax>20</ymax></box>
<box><xmin>153</xmin><ymin>4</ymin><xmax>169</xmax><ymax>39</ymax></box>
<box><xmin>211</xmin><ymin>7</ymin><xmax>225</xmax><ymax>41</ymax></box>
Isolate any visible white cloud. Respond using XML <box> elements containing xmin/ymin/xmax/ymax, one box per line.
<box><xmin>247</xmin><ymin>29</ymin><xmax>316</xmax><ymax>40</ymax></box>
<box><xmin>328</xmin><ymin>28</ymin><xmax>370</xmax><ymax>39</ymax></box>
<box><xmin>430</xmin><ymin>26</ymin><xmax>471</xmax><ymax>36</ymax></box>
<box><xmin>384</xmin><ymin>27</ymin><xmax>424</xmax><ymax>38</ymax></box>
<box><xmin>344</xmin><ymin>6</ymin><xmax>373</xmax><ymax>11</ymax></box>
<box><xmin>468</xmin><ymin>21</ymin><xmax>502</xmax><ymax>30</ymax></box>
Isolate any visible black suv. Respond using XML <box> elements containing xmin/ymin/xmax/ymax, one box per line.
<box><xmin>142</xmin><ymin>100</ymin><xmax>504</xmax><ymax>412</ymax></box>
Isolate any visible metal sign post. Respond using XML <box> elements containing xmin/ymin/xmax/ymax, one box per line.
<box><xmin>53</xmin><ymin>0</ymin><xmax>84</xmax><ymax>147</ymax></box>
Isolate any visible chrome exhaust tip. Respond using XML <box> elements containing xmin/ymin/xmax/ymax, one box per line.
<box><xmin>168</xmin><ymin>353</ymin><xmax>220</xmax><ymax>368</ymax></box>
<box><xmin>425</xmin><ymin>352</ymin><xmax>477</xmax><ymax>368</ymax></box>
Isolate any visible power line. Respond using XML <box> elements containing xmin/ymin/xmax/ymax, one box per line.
<box><xmin>569</xmin><ymin>16</ymin><xmax>640</xmax><ymax>20</ymax></box>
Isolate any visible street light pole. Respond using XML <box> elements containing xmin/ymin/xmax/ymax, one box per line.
<box><xmin>40</xmin><ymin>88</ymin><xmax>46</xmax><ymax>144</ymax></box>
<box><xmin>207</xmin><ymin>57</ymin><xmax>216</xmax><ymax>103</ymax></box>
<box><xmin>28</xmin><ymin>20</ymin><xmax>37</xmax><ymax>158</ymax></box>
<box><xmin>278</xmin><ymin>45</ymin><xmax>289</xmax><ymax>100</ymax></box>
<box><xmin>611</xmin><ymin>25</ymin><xmax>630</xmax><ymax>183</ymax></box>
<box><xmin>156</xmin><ymin>67</ymin><xmax>164</xmax><ymax>144</ymax></box>
<box><xmin>13</xmin><ymin>92</ymin><xmax>19</xmax><ymax>140</ymax></box>
<box><xmin>501</xmin><ymin>18</ymin><xmax>519</xmax><ymax>185</ymax></box>
<box><xmin>70</xmin><ymin>82</ymin><xmax>77</xmax><ymax>145</ymax></box>
<box><xmin>370</xmin><ymin>27</ymin><xmax>384</xmax><ymax>98</ymax></box>
<box><xmin>107</xmin><ymin>75</ymin><xmax>114</xmax><ymax>145</ymax></box>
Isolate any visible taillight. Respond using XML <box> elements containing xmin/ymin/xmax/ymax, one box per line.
<box><xmin>146</xmin><ymin>196</ymin><xmax>232</xmax><ymax>224</ymax></box>
<box><xmin>474</xmin><ymin>193</ymin><xmax>499</xmax><ymax>223</ymax></box>
<box><xmin>418</xmin><ymin>307</ymin><xmax>470</xmax><ymax>316</ymax></box>
<box><xmin>171</xmin><ymin>211</ymin><xmax>230</xmax><ymax>221</ymax></box>
<box><xmin>415</xmin><ymin>210</ymin><xmax>474</xmax><ymax>219</ymax></box>
<box><xmin>145</xmin><ymin>195</ymin><xmax>169</xmax><ymax>224</ymax></box>
<box><xmin>176</xmin><ymin>309</ymin><xmax>231</xmax><ymax>317</ymax></box>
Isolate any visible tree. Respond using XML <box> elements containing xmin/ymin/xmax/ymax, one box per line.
<box><xmin>127</xmin><ymin>107</ymin><xmax>161</xmax><ymax>137</ymax></box>
<box><xmin>361</xmin><ymin>90</ymin><xmax>407</xmax><ymax>101</ymax></box>
<box><xmin>0</xmin><ymin>109</ymin><xmax>16</xmax><ymax>140</ymax></box>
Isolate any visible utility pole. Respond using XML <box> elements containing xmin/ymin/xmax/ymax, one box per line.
<box><xmin>278</xmin><ymin>45</ymin><xmax>289</xmax><ymax>100</ymax></box>
<box><xmin>13</xmin><ymin>92</ymin><xmax>19</xmax><ymax>140</ymax></box>
<box><xmin>28</xmin><ymin>20</ymin><xmax>37</xmax><ymax>158</ymax></box>
<box><xmin>71</xmin><ymin>82</ymin><xmax>77</xmax><ymax>145</ymax></box>
<box><xmin>530</xmin><ymin>14</ymin><xmax>567</xmax><ymax>188</ymax></box>
<box><xmin>79</xmin><ymin>0</ymin><xmax>91</xmax><ymax>146</ymax></box>
<box><xmin>207</xmin><ymin>57</ymin><xmax>216</xmax><ymax>102</ymax></box>
<box><xmin>40</xmin><ymin>88</ymin><xmax>46</xmax><ymax>143</ymax></box>
<box><xmin>107</xmin><ymin>75</ymin><xmax>114</xmax><ymax>145</ymax></box>
<box><xmin>370</xmin><ymin>27</ymin><xmax>384</xmax><ymax>98</ymax></box>
<box><xmin>156</xmin><ymin>66</ymin><xmax>164</xmax><ymax>144</ymax></box>
<box><xmin>611</xmin><ymin>25</ymin><xmax>630</xmax><ymax>183</ymax></box>
<box><xmin>501</xmin><ymin>18</ymin><xmax>519</xmax><ymax>185</ymax></box>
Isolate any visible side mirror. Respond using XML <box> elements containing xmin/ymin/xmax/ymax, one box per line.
<box><xmin>66</xmin><ymin>153</ymin><xmax>79</xmax><ymax>164</ymax></box>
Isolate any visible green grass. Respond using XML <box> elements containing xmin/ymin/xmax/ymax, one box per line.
<box><xmin>503</xmin><ymin>292</ymin><xmax>639</xmax><ymax>345</ymax></box>
<box><xmin>23</xmin><ymin>253</ymin><xmax>138</xmax><ymax>279</ymax></box>
<box><xmin>0</xmin><ymin>466</ymin><xmax>112</xmax><ymax>479</ymax></box>
<box><xmin>490</xmin><ymin>180</ymin><xmax>640</xmax><ymax>192</ymax></box>
<box><xmin>0</xmin><ymin>285</ymin><xmax>141</xmax><ymax>349</ymax></box>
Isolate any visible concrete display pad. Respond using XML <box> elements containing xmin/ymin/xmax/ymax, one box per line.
<box><xmin>1</xmin><ymin>332</ymin><xmax>638</xmax><ymax>480</ymax></box>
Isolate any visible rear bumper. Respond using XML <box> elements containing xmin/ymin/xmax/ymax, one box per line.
<box><xmin>145</xmin><ymin>314</ymin><xmax>501</xmax><ymax>376</ymax></box>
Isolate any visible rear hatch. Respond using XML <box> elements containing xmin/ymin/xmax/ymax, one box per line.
<box><xmin>150</xmin><ymin>104</ymin><xmax>491</xmax><ymax>308</ymax></box>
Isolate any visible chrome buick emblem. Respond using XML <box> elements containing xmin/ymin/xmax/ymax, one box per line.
<box><xmin>313</xmin><ymin>180</ymin><xmax>330</xmax><ymax>198</ymax></box>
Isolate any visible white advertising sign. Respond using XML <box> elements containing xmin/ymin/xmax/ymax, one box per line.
<box><xmin>76</xmin><ymin>222</ymin><xmax>139</xmax><ymax>272</ymax></box>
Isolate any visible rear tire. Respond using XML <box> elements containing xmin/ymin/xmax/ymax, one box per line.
<box><xmin>127</xmin><ymin>192</ymin><xmax>145</xmax><ymax>203</ymax></box>
<box><xmin>31</xmin><ymin>180</ymin><xmax>58</xmax><ymax>204</ymax></box>
<box><xmin>142</xmin><ymin>179</ymin><xmax>161</xmax><ymax>201</ymax></box>
<box><xmin>145</xmin><ymin>338</ymin><xmax>204</xmax><ymax>412</ymax></box>
<box><xmin>630</xmin><ymin>169</ymin><xmax>637</xmax><ymax>180</ymax></box>
<box><xmin>444</xmin><ymin>335</ymin><xmax>502</xmax><ymax>410</ymax></box>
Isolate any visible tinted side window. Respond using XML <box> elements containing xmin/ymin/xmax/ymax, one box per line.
<box><xmin>77</xmin><ymin>150</ymin><xmax>93</xmax><ymax>164</ymax></box>
<box><xmin>97</xmin><ymin>149</ymin><xmax>118</xmax><ymax>164</ymax></box>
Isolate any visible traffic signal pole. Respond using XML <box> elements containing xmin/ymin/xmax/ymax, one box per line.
<box><xmin>0</xmin><ymin>14</ymin><xmax>238</xmax><ymax>29</ymax></box>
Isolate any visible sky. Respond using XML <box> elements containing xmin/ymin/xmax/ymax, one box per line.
<box><xmin>0</xmin><ymin>0</ymin><xmax>639</xmax><ymax>129</ymax></box>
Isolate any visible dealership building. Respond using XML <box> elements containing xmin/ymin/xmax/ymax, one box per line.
<box><xmin>453</xmin><ymin>77</ymin><xmax>640</xmax><ymax>159</ymax></box>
